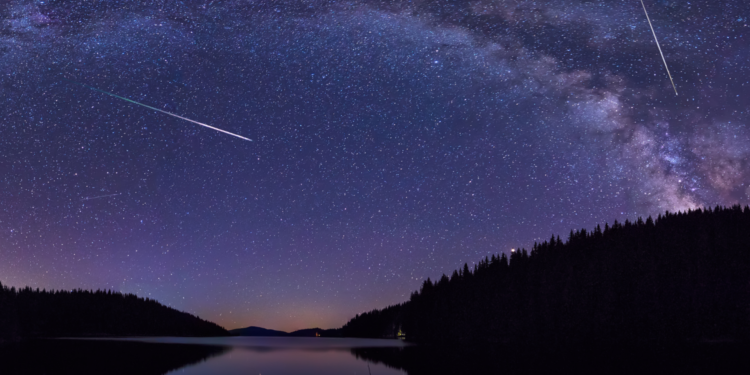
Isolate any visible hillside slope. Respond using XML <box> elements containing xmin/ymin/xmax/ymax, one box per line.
<box><xmin>342</xmin><ymin>206</ymin><xmax>750</xmax><ymax>345</ymax></box>
<box><xmin>0</xmin><ymin>286</ymin><xmax>229</xmax><ymax>341</ymax></box>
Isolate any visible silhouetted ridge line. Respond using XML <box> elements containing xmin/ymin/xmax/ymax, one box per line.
<box><xmin>229</xmin><ymin>325</ymin><xmax>342</xmax><ymax>337</ymax></box>
<box><xmin>0</xmin><ymin>286</ymin><xmax>229</xmax><ymax>341</ymax></box>
<box><xmin>341</xmin><ymin>205</ymin><xmax>750</xmax><ymax>345</ymax></box>
<box><xmin>229</xmin><ymin>326</ymin><xmax>288</xmax><ymax>337</ymax></box>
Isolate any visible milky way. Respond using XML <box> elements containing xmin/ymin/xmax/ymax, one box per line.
<box><xmin>1</xmin><ymin>0</ymin><xmax>749</xmax><ymax>331</ymax></box>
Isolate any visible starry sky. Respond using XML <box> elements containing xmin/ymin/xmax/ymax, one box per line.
<box><xmin>1</xmin><ymin>0</ymin><xmax>749</xmax><ymax>331</ymax></box>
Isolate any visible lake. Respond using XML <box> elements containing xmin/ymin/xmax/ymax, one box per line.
<box><xmin>0</xmin><ymin>336</ymin><xmax>409</xmax><ymax>375</ymax></box>
<box><xmin>116</xmin><ymin>336</ymin><xmax>409</xmax><ymax>375</ymax></box>
<box><xmin>0</xmin><ymin>336</ymin><xmax>748</xmax><ymax>374</ymax></box>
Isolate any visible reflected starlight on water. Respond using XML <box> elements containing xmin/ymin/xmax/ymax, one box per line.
<box><xmin>114</xmin><ymin>337</ymin><xmax>408</xmax><ymax>375</ymax></box>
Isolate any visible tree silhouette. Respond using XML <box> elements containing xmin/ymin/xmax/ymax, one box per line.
<box><xmin>342</xmin><ymin>205</ymin><xmax>750</xmax><ymax>345</ymax></box>
<box><xmin>0</xmin><ymin>285</ymin><xmax>228</xmax><ymax>341</ymax></box>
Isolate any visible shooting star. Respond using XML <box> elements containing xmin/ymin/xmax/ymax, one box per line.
<box><xmin>640</xmin><ymin>0</ymin><xmax>678</xmax><ymax>96</ymax></box>
<box><xmin>81</xmin><ymin>193</ymin><xmax>121</xmax><ymax>201</ymax></box>
<box><xmin>63</xmin><ymin>78</ymin><xmax>253</xmax><ymax>141</ymax></box>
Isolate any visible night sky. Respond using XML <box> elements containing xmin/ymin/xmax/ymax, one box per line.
<box><xmin>1</xmin><ymin>0</ymin><xmax>749</xmax><ymax>331</ymax></box>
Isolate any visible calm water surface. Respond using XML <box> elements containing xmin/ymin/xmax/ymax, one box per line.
<box><xmin>115</xmin><ymin>337</ymin><xmax>409</xmax><ymax>375</ymax></box>
<box><xmin>1</xmin><ymin>336</ymin><xmax>748</xmax><ymax>374</ymax></box>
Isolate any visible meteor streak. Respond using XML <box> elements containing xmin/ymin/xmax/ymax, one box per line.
<box><xmin>640</xmin><ymin>0</ymin><xmax>678</xmax><ymax>96</ymax></box>
<box><xmin>64</xmin><ymin>79</ymin><xmax>253</xmax><ymax>141</ymax></box>
<box><xmin>81</xmin><ymin>193</ymin><xmax>121</xmax><ymax>201</ymax></box>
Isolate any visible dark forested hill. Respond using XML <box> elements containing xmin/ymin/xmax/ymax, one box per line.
<box><xmin>229</xmin><ymin>326</ymin><xmax>289</xmax><ymax>337</ymax></box>
<box><xmin>341</xmin><ymin>206</ymin><xmax>750</xmax><ymax>345</ymax></box>
<box><xmin>229</xmin><ymin>325</ymin><xmax>342</xmax><ymax>337</ymax></box>
<box><xmin>289</xmin><ymin>328</ymin><xmax>342</xmax><ymax>337</ymax></box>
<box><xmin>0</xmin><ymin>286</ymin><xmax>229</xmax><ymax>341</ymax></box>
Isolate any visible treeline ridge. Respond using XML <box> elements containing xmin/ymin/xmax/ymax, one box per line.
<box><xmin>341</xmin><ymin>205</ymin><xmax>750</xmax><ymax>345</ymax></box>
<box><xmin>0</xmin><ymin>285</ymin><xmax>229</xmax><ymax>341</ymax></box>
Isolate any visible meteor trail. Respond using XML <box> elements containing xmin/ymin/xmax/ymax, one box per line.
<box><xmin>63</xmin><ymin>79</ymin><xmax>253</xmax><ymax>141</ymax></box>
<box><xmin>640</xmin><ymin>0</ymin><xmax>678</xmax><ymax>96</ymax></box>
<box><xmin>81</xmin><ymin>193</ymin><xmax>121</xmax><ymax>201</ymax></box>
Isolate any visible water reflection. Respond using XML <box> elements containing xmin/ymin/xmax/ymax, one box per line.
<box><xmin>0</xmin><ymin>337</ymin><xmax>408</xmax><ymax>375</ymax></box>
<box><xmin>169</xmin><ymin>345</ymin><xmax>405</xmax><ymax>375</ymax></box>
<box><xmin>0</xmin><ymin>339</ymin><xmax>227</xmax><ymax>375</ymax></box>
<box><xmin>4</xmin><ymin>337</ymin><xmax>745</xmax><ymax>375</ymax></box>
<box><xmin>148</xmin><ymin>337</ymin><xmax>408</xmax><ymax>375</ymax></box>
<box><xmin>115</xmin><ymin>336</ymin><xmax>411</xmax><ymax>349</ymax></box>
<box><xmin>352</xmin><ymin>342</ymin><xmax>750</xmax><ymax>375</ymax></box>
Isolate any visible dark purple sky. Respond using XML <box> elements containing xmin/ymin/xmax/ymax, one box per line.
<box><xmin>1</xmin><ymin>0</ymin><xmax>748</xmax><ymax>331</ymax></box>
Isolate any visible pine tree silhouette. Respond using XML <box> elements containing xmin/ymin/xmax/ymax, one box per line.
<box><xmin>341</xmin><ymin>206</ymin><xmax>750</xmax><ymax>345</ymax></box>
<box><xmin>0</xmin><ymin>285</ymin><xmax>228</xmax><ymax>341</ymax></box>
